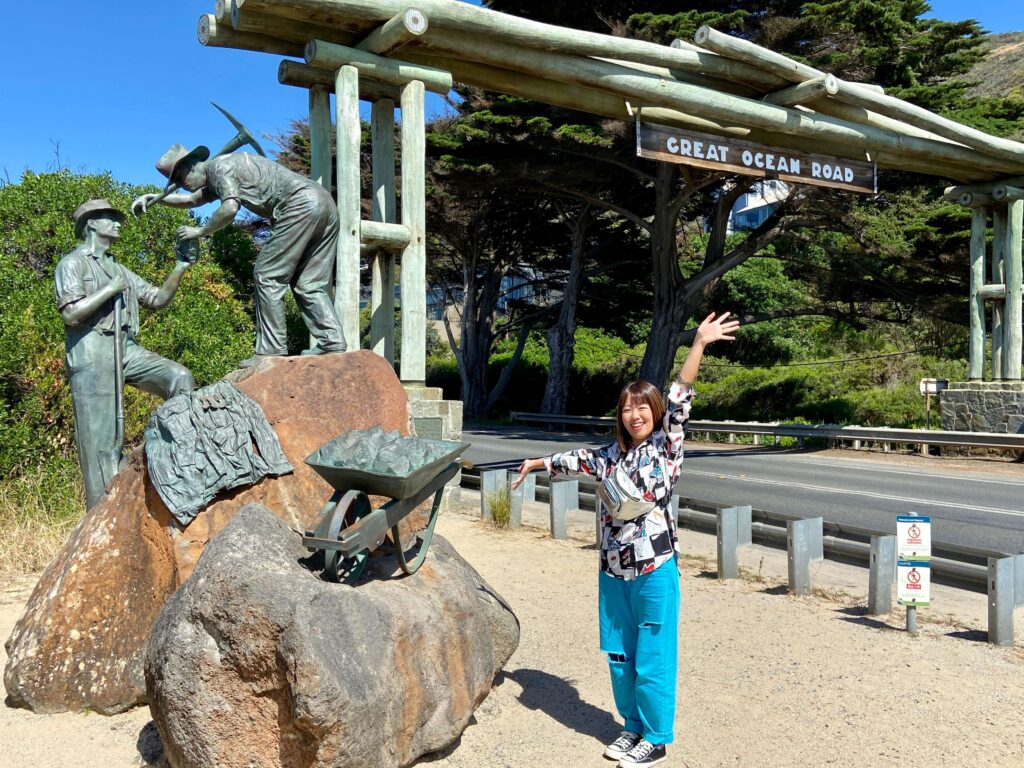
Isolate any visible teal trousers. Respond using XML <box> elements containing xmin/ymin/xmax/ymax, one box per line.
<box><xmin>598</xmin><ymin>560</ymin><xmax>680</xmax><ymax>744</ymax></box>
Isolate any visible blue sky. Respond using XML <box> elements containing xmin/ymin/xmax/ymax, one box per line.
<box><xmin>1</xmin><ymin>1</ymin><xmax>1021</xmax><ymax>189</ymax></box>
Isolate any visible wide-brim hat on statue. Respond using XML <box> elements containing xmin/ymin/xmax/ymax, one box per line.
<box><xmin>156</xmin><ymin>143</ymin><xmax>211</xmax><ymax>186</ymax></box>
<box><xmin>73</xmin><ymin>199</ymin><xmax>125</xmax><ymax>240</ymax></box>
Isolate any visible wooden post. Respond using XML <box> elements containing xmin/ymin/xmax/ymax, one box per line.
<box><xmin>308</xmin><ymin>84</ymin><xmax>333</xmax><ymax>351</ymax></box>
<box><xmin>335</xmin><ymin>65</ymin><xmax>362</xmax><ymax>352</ymax></box>
<box><xmin>371</xmin><ymin>98</ymin><xmax>397</xmax><ymax>363</ymax></box>
<box><xmin>1005</xmin><ymin>200</ymin><xmax>1024</xmax><ymax>380</ymax></box>
<box><xmin>400</xmin><ymin>79</ymin><xmax>427</xmax><ymax>384</ymax></box>
<box><xmin>992</xmin><ymin>206</ymin><xmax>1006</xmax><ymax>379</ymax></box>
<box><xmin>969</xmin><ymin>206</ymin><xmax>988</xmax><ymax>381</ymax></box>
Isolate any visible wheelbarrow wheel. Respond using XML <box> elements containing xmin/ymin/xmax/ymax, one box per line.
<box><xmin>323</xmin><ymin>489</ymin><xmax>373</xmax><ymax>583</ymax></box>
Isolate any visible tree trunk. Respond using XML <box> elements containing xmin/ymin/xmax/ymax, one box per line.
<box><xmin>639</xmin><ymin>164</ymin><xmax>689</xmax><ymax>389</ymax></box>
<box><xmin>541</xmin><ymin>207</ymin><xmax>590</xmax><ymax>414</ymax></box>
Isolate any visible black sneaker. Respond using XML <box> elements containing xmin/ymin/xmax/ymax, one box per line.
<box><xmin>603</xmin><ymin>730</ymin><xmax>641</xmax><ymax>760</ymax></box>
<box><xmin>618</xmin><ymin>739</ymin><xmax>667</xmax><ymax>767</ymax></box>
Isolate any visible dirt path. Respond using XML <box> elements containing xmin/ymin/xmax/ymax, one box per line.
<box><xmin>3</xmin><ymin>499</ymin><xmax>1024</xmax><ymax>767</ymax></box>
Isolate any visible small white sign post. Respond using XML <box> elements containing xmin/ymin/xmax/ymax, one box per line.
<box><xmin>896</xmin><ymin>515</ymin><xmax>932</xmax><ymax>634</ymax></box>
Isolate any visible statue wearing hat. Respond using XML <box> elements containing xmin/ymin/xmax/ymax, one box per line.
<box><xmin>132</xmin><ymin>143</ymin><xmax>348</xmax><ymax>367</ymax></box>
<box><xmin>55</xmin><ymin>199</ymin><xmax>196</xmax><ymax>509</ymax></box>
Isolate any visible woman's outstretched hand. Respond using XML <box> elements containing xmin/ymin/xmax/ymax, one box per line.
<box><xmin>694</xmin><ymin>311</ymin><xmax>741</xmax><ymax>346</ymax></box>
<box><xmin>511</xmin><ymin>457</ymin><xmax>545</xmax><ymax>490</ymax></box>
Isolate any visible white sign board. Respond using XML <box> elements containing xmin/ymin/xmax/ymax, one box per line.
<box><xmin>898</xmin><ymin>560</ymin><xmax>931</xmax><ymax>606</ymax></box>
<box><xmin>897</xmin><ymin>516</ymin><xmax>931</xmax><ymax>559</ymax></box>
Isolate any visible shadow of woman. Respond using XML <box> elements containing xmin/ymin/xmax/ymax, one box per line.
<box><xmin>505</xmin><ymin>668</ymin><xmax>619</xmax><ymax>741</ymax></box>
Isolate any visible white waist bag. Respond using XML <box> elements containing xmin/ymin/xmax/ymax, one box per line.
<box><xmin>597</xmin><ymin>462</ymin><xmax>661</xmax><ymax>521</ymax></box>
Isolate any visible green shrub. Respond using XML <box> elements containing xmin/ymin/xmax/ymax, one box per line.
<box><xmin>0</xmin><ymin>171</ymin><xmax>256</xmax><ymax>478</ymax></box>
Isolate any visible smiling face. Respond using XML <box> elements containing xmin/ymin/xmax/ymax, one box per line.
<box><xmin>621</xmin><ymin>397</ymin><xmax>655</xmax><ymax>445</ymax></box>
<box><xmin>614</xmin><ymin>381</ymin><xmax>666</xmax><ymax>451</ymax></box>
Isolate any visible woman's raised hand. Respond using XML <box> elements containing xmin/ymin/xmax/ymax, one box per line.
<box><xmin>694</xmin><ymin>311</ymin><xmax>741</xmax><ymax>346</ymax></box>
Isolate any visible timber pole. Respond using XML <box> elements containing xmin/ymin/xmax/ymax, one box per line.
<box><xmin>335</xmin><ymin>65</ymin><xmax>362</xmax><ymax>352</ymax></box>
<box><xmin>1005</xmin><ymin>201</ymin><xmax>1024</xmax><ymax>380</ymax></box>
<box><xmin>309</xmin><ymin>83</ymin><xmax>333</xmax><ymax>350</ymax></box>
<box><xmin>400</xmin><ymin>79</ymin><xmax>427</xmax><ymax>385</ymax></box>
<box><xmin>969</xmin><ymin>207</ymin><xmax>988</xmax><ymax>381</ymax></box>
<box><xmin>370</xmin><ymin>97</ymin><xmax>397</xmax><ymax>362</ymax></box>
<box><xmin>992</xmin><ymin>208</ymin><xmax>1006</xmax><ymax>379</ymax></box>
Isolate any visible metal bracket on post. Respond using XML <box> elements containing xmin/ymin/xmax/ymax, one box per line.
<box><xmin>480</xmin><ymin>469</ymin><xmax>507</xmax><ymax>521</ymax></box>
<box><xmin>868</xmin><ymin>535</ymin><xmax>897</xmax><ymax>615</ymax></box>
<box><xmin>787</xmin><ymin>518</ymin><xmax>814</xmax><ymax>596</ymax></box>
<box><xmin>808</xmin><ymin>516</ymin><xmax>824</xmax><ymax>562</ymax></box>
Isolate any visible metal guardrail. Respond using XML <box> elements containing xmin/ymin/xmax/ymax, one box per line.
<box><xmin>460</xmin><ymin>469</ymin><xmax>994</xmax><ymax>592</ymax></box>
<box><xmin>508</xmin><ymin>411</ymin><xmax>1024</xmax><ymax>451</ymax></box>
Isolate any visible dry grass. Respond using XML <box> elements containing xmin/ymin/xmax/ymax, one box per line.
<box><xmin>0</xmin><ymin>462</ymin><xmax>83</xmax><ymax>575</ymax></box>
<box><xmin>484</xmin><ymin>486</ymin><xmax>512</xmax><ymax>528</ymax></box>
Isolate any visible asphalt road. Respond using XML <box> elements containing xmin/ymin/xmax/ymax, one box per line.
<box><xmin>463</xmin><ymin>423</ymin><xmax>1024</xmax><ymax>554</ymax></box>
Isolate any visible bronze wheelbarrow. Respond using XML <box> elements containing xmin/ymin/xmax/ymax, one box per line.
<box><xmin>302</xmin><ymin>430</ymin><xmax>469</xmax><ymax>583</ymax></box>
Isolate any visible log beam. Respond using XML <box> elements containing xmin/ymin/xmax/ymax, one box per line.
<box><xmin>198</xmin><ymin>13</ymin><xmax>304</xmax><ymax>57</ymax></box>
<box><xmin>236</xmin><ymin>0</ymin><xmax>788</xmax><ymax>91</ymax></box>
<box><xmin>357</xmin><ymin>8</ymin><xmax>428</xmax><ymax>56</ymax></box>
<box><xmin>362</xmin><ymin>220</ymin><xmax>409</xmax><ymax>251</ymax></box>
<box><xmin>279</xmin><ymin>60</ymin><xmax>403</xmax><ymax>101</ymax></box>
<box><xmin>762</xmin><ymin>75</ymin><xmax>838</xmax><ymax>107</ymax></box>
<box><xmin>306</xmin><ymin>39</ymin><xmax>453</xmax><ymax>93</ymax></box>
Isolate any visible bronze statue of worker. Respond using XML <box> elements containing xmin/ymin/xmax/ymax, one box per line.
<box><xmin>132</xmin><ymin>145</ymin><xmax>348</xmax><ymax>367</ymax></box>
<box><xmin>55</xmin><ymin>199</ymin><xmax>196</xmax><ymax>509</ymax></box>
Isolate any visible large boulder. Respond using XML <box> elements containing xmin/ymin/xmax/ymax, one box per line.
<box><xmin>147</xmin><ymin>503</ymin><xmax>518</xmax><ymax>768</ymax></box>
<box><xmin>4</xmin><ymin>351</ymin><xmax>415</xmax><ymax>714</ymax></box>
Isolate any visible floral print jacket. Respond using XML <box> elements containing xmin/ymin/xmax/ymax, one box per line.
<box><xmin>545</xmin><ymin>383</ymin><xmax>692</xmax><ymax>580</ymax></box>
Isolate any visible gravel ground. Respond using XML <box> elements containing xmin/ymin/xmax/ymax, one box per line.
<box><xmin>3</xmin><ymin>497</ymin><xmax>1024</xmax><ymax>768</ymax></box>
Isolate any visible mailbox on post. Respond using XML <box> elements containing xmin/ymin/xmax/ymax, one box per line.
<box><xmin>919</xmin><ymin>378</ymin><xmax>949</xmax><ymax>430</ymax></box>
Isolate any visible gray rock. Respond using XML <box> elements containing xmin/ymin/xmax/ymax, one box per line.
<box><xmin>145</xmin><ymin>504</ymin><xmax>518</xmax><ymax>768</ymax></box>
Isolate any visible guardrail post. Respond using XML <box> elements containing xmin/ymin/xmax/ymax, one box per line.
<box><xmin>988</xmin><ymin>555</ymin><xmax>1018</xmax><ymax>645</ymax></box>
<box><xmin>509</xmin><ymin>481</ymin><xmax>523</xmax><ymax>529</ymax></box>
<box><xmin>717</xmin><ymin>506</ymin><xmax>739</xmax><ymax>580</ymax></box>
<box><xmin>717</xmin><ymin>505</ymin><xmax>753</xmax><ymax>580</ymax></box>
<box><xmin>868</xmin><ymin>535</ymin><xmax>897</xmax><ymax>615</ymax></box>
<box><xmin>522</xmin><ymin>473</ymin><xmax>536</xmax><ymax>503</ymax></box>
<box><xmin>549</xmin><ymin>480</ymin><xmax>576</xmax><ymax>540</ymax></box>
<box><xmin>808</xmin><ymin>517</ymin><xmax>824</xmax><ymax>562</ymax></box>
<box><xmin>480</xmin><ymin>469</ymin><xmax>507</xmax><ymax>521</ymax></box>
<box><xmin>753</xmin><ymin>434</ymin><xmax>761</xmax><ymax>446</ymax></box>
<box><xmin>787</xmin><ymin>518</ymin><xmax>813</xmax><ymax>596</ymax></box>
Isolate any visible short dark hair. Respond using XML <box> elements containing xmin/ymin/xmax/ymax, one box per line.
<box><xmin>614</xmin><ymin>380</ymin><xmax>666</xmax><ymax>452</ymax></box>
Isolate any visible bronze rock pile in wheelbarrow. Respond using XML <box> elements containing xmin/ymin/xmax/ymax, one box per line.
<box><xmin>303</xmin><ymin>427</ymin><xmax>469</xmax><ymax>583</ymax></box>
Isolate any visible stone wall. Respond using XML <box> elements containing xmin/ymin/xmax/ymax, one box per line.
<box><xmin>939</xmin><ymin>381</ymin><xmax>1024</xmax><ymax>434</ymax></box>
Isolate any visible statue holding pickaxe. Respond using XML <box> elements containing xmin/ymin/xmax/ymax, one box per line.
<box><xmin>132</xmin><ymin>104</ymin><xmax>348</xmax><ymax>367</ymax></box>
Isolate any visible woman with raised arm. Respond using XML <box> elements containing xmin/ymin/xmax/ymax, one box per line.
<box><xmin>512</xmin><ymin>311</ymin><xmax>740</xmax><ymax>768</ymax></box>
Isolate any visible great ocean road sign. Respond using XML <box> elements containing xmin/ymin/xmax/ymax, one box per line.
<box><xmin>637</xmin><ymin>123</ymin><xmax>877</xmax><ymax>194</ymax></box>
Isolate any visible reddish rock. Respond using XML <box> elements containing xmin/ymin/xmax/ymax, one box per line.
<box><xmin>4</xmin><ymin>351</ymin><xmax>414</xmax><ymax>714</ymax></box>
